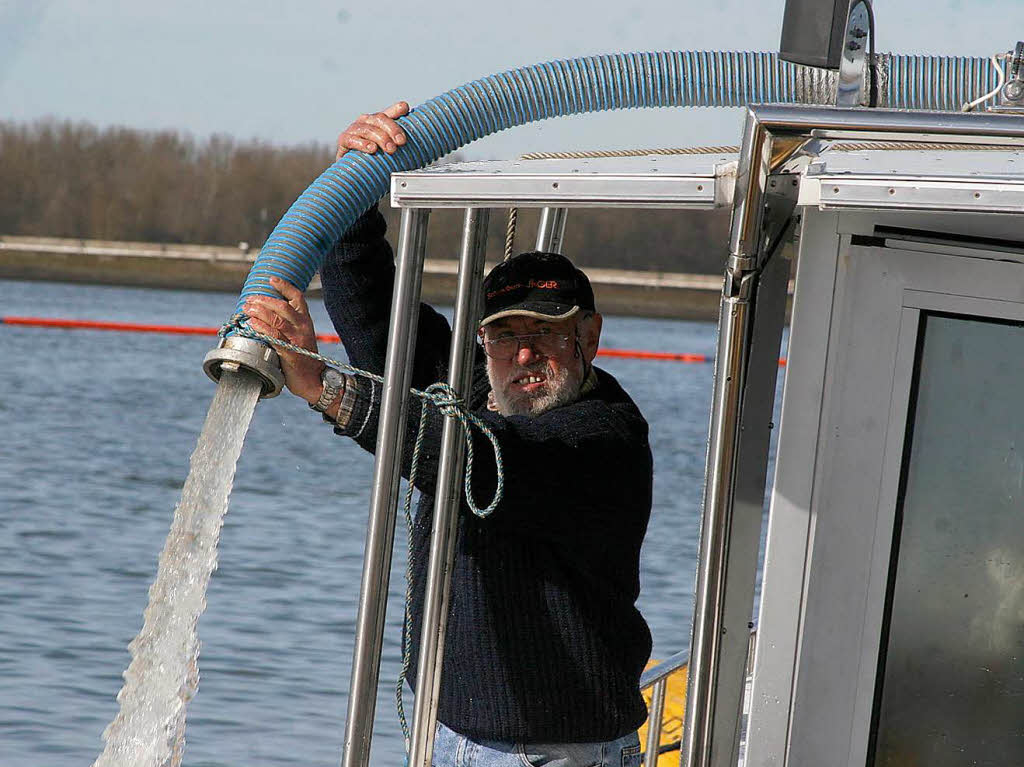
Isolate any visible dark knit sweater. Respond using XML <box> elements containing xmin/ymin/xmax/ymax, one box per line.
<box><xmin>320</xmin><ymin>207</ymin><xmax>654</xmax><ymax>743</ymax></box>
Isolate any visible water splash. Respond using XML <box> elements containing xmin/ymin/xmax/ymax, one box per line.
<box><xmin>94</xmin><ymin>369</ymin><xmax>263</xmax><ymax>767</ymax></box>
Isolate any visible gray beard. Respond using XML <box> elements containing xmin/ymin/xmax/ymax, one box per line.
<box><xmin>487</xmin><ymin>360</ymin><xmax>582</xmax><ymax>417</ymax></box>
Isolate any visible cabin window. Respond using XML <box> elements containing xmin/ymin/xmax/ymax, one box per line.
<box><xmin>870</xmin><ymin>313</ymin><xmax>1024</xmax><ymax>766</ymax></box>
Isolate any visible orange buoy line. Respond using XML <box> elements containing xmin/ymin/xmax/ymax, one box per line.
<box><xmin>598</xmin><ymin>348</ymin><xmax>709</xmax><ymax>363</ymax></box>
<box><xmin>2</xmin><ymin>316</ymin><xmax>219</xmax><ymax>336</ymax></box>
<box><xmin>1</xmin><ymin>316</ymin><xmax>787</xmax><ymax>364</ymax></box>
<box><xmin>0</xmin><ymin>315</ymin><xmax>342</xmax><ymax>344</ymax></box>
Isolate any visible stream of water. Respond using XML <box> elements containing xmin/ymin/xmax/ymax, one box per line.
<box><xmin>92</xmin><ymin>370</ymin><xmax>263</xmax><ymax>767</ymax></box>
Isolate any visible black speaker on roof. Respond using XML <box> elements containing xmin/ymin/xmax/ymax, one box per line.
<box><xmin>780</xmin><ymin>0</ymin><xmax>855</xmax><ymax>69</ymax></box>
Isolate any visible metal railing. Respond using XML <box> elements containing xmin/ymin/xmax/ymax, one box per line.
<box><xmin>641</xmin><ymin>629</ymin><xmax>757</xmax><ymax>767</ymax></box>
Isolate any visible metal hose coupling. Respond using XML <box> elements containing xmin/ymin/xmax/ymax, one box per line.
<box><xmin>203</xmin><ymin>336</ymin><xmax>285</xmax><ymax>398</ymax></box>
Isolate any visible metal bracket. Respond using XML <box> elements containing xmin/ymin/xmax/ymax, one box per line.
<box><xmin>836</xmin><ymin>0</ymin><xmax>870</xmax><ymax>107</ymax></box>
<box><xmin>727</xmin><ymin>255</ymin><xmax>756</xmax><ymax>274</ymax></box>
<box><xmin>999</xmin><ymin>41</ymin><xmax>1024</xmax><ymax>107</ymax></box>
<box><xmin>761</xmin><ymin>174</ymin><xmax>800</xmax><ymax>263</ymax></box>
<box><xmin>725</xmin><ymin>173</ymin><xmax>799</xmax><ymax>299</ymax></box>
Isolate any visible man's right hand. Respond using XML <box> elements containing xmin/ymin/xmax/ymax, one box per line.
<box><xmin>336</xmin><ymin>101</ymin><xmax>410</xmax><ymax>160</ymax></box>
<box><xmin>243</xmin><ymin>276</ymin><xmax>326</xmax><ymax>406</ymax></box>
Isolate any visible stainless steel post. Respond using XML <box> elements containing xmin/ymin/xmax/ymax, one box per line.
<box><xmin>683</xmin><ymin>106</ymin><xmax>790</xmax><ymax>767</ymax></box>
<box><xmin>644</xmin><ymin>680</ymin><xmax>667</xmax><ymax>767</ymax></box>
<box><xmin>342</xmin><ymin>208</ymin><xmax>430</xmax><ymax>767</ymax></box>
<box><xmin>535</xmin><ymin>207</ymin><xmax>568</xmax><ymax>253</ymax></box>
<box><xmin>684</xmin><ymin>252</ymin><xmax>789</xmax><ymax>767</ymax></box>
<box><xmin>408</xmin><ymin>208</ymin><xmax>491</xmax><ymax>767</ymax></box>
<box><xmin>682</xmin><ymin>292</ymin><xmax>753</xmax><ymax>767</ymax></box>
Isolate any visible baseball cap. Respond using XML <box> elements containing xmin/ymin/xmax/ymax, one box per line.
<box><xmin>480</xmin><ymin>251</ymin><xmax>596</xmax><ymax>327</ymax></box>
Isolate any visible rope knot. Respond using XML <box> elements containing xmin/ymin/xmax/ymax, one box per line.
<box><xmin>219</xmin><ymin>312</ymin><xmax>248</xmax><ymax>338</ymax></box>
<box><xmin>423</xmin><ymin>382</ymin><xmax>464</xmax><ymax>417</ymax></box>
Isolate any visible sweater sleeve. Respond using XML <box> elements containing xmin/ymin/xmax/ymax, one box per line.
<box><xmin>320</xmin><ymin>205</ymin><xmax>452</xmax><ymax>387</ymax></box>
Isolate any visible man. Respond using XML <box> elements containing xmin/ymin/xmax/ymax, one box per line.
<box><xmin>243</xmin><ymin>103</ymin><xmax>653</xmax><ymax>767</ymax></box>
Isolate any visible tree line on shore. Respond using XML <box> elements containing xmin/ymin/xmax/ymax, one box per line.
<box><xmin>0</xmin><ymin>118</ymin><xmax>729</xmax><ymax>274</ymax></box>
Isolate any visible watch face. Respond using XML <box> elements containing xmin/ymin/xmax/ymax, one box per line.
<box><xmin>322</xmin><ymin>367</ymin><xmax>346</xmax><ymax>389</ymax></box>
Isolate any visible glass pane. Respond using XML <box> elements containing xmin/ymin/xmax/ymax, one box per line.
<box><xmin>873</xmin><ymin>314</ymin><xmax>1024</xmax><ymax>767</ymax></box>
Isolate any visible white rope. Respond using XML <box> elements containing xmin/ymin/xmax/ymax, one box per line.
<box><xmin>962</xmin><ymin>54</ymin><xmax>1009</xmax><ymax>112</ymax></box>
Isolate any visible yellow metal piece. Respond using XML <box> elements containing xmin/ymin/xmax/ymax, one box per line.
<box><xmin>638</xmin><ymin>661</ymin><xmax>688</xmax><ymax>766</ymax></box>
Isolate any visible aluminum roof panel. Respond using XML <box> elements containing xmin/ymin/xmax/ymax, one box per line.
<box><xmin>390</xmin><ymin>146</ymin><xmax>1024</xmax><ymax>215</ymax></box>
<box><xmin>802</xmin><ymin>149</ymin><xmax>1024</xmax><ymax>213</ymax></box>
<box><xmin>810</xmin><ymin>149</ymin><xmax>1024</xmax><ymax>181</ymax></box>
<box><xmin>390</xmin><ymin>153</ymin><xmax>739</xmax><ymax>209</ymax></box>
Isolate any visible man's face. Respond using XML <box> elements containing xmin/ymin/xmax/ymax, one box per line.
<box><xmin>481</xmin><ymin>314</ymin><xmax>599</xmax><ymax>417</ymax></box>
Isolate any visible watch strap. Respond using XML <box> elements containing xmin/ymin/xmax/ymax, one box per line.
<box><xmin>311</xmin><ymin>367</ymin><xmax>345</xmax><ymax>413</ymax></box>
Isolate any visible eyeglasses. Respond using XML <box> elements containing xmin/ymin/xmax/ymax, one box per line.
<box><xmin>480</xmin><ymin>331</ymin><xmax>572</xmax><ymax>360</ymax></box>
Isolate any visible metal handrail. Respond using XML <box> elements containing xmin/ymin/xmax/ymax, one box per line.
<box><xmin>641</xmin><ymin>649</ymin><xmax>691</xmax><ymax>691</ymax></box>
<box><xmin>640</xmin><ymin>629</ymin><xmax>757</xmax><ymax>767</ymax></box>
<box><xmin>642</xmin><ymin>628</ymin><xmax>757</xmax><ymax>692</ymax></box>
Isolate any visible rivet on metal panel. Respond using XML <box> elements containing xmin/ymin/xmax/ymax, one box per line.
<box><xmin>697</xmin><ymin>184</ymin><xmax>705</xmax><ymax>191</ymax></box>
<box><xmin>889</xmin><ymin>188</ymin><xmax>896</xmax><ymax>195</ymax></box>
<box><xmin>833</xmin><ymin>186</ymin><xmax>841</xmax><ymax>194</ymax></box>
<box><xmin>552</xmin><ymin>182</ymin><xmax>559</xmax><ymax>189</ymax></box>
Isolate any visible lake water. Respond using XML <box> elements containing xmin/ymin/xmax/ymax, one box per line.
<box><xmin>0</xmin><ymin>279</ymin><xmax>778</xmax><ymax>766</ymax></box>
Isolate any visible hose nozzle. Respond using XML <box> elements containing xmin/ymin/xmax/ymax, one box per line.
<box><xmin>203</xmin><ymin>336</ymin><xmax>285</xmax><ymax>398</ymax></box>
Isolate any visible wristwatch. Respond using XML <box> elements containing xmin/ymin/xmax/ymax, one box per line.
<box><xmin>311</xmin><ymin>366</ymin><xmax>346</xmax><ymax>413</ymax></box>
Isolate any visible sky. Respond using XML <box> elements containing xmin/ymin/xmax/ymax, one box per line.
<box><xmin>2</xmin><ymin>0</ymin><xmax>1023</xmax><ymax>159</ymax></box>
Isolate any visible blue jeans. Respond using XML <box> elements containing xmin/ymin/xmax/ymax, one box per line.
<box><xmin>431</xmin><ymin>721</ymin><xmax>642</xmax><ymax>767</ymax></box>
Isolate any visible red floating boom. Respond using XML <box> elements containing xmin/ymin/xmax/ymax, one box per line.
<box><xmin>1</xmin><ymin>316</ymin><xmax>786</xmax><ymax>364</ymax></box>
<box><xmin>0</xmin><ymin>315</ymin><xmax>340</xmax><ymax>343</ymax></box>
<box><xmin>1</xmin><ymin>316</ymin><xmax>219</xmax><ymax>336</ymax></box>
<box><xmin>597</xmin><ymin>348</ymin><xmax>709</xmax><ymax>363</ymax></box>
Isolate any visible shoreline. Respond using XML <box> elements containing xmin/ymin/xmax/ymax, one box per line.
<box><xmin>0</xmin><ymin>235</ymin><xmax>770</xmax><ymax>321</ymax></box>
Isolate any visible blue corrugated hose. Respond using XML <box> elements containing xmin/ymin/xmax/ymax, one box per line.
<box><xmin>234</xmin><ymin>49</ymin><xmax>998</xmax><ymax>309</ymax></box>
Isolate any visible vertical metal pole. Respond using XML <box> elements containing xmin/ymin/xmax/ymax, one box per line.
<box><xmin>683</xmin><ymin>109</ymin><xmax>787</xmax><ymax>767</ymax></box>
<box><xmin>535</xmin><ymin>207</ymin><xmax>568</xmax><ymax>253</ymax></box>
<box><xmin>644</xmin><ymin>680</ymin><xmax>668</xmax><ymax>767</ymax></box>
<box><xmin>682</xmin><ymin>293</ymin><xmax>752</xmax><ymax>767</ymax></box>
<box><xmin>341</xmin><ymin>208</ymin><xmax>430</xmax><ymax>767</ymax></box>
<box><xmin>408</xmin><ymin>207</ymin><xmax>491</xmax><ymax>767</ymax></box>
